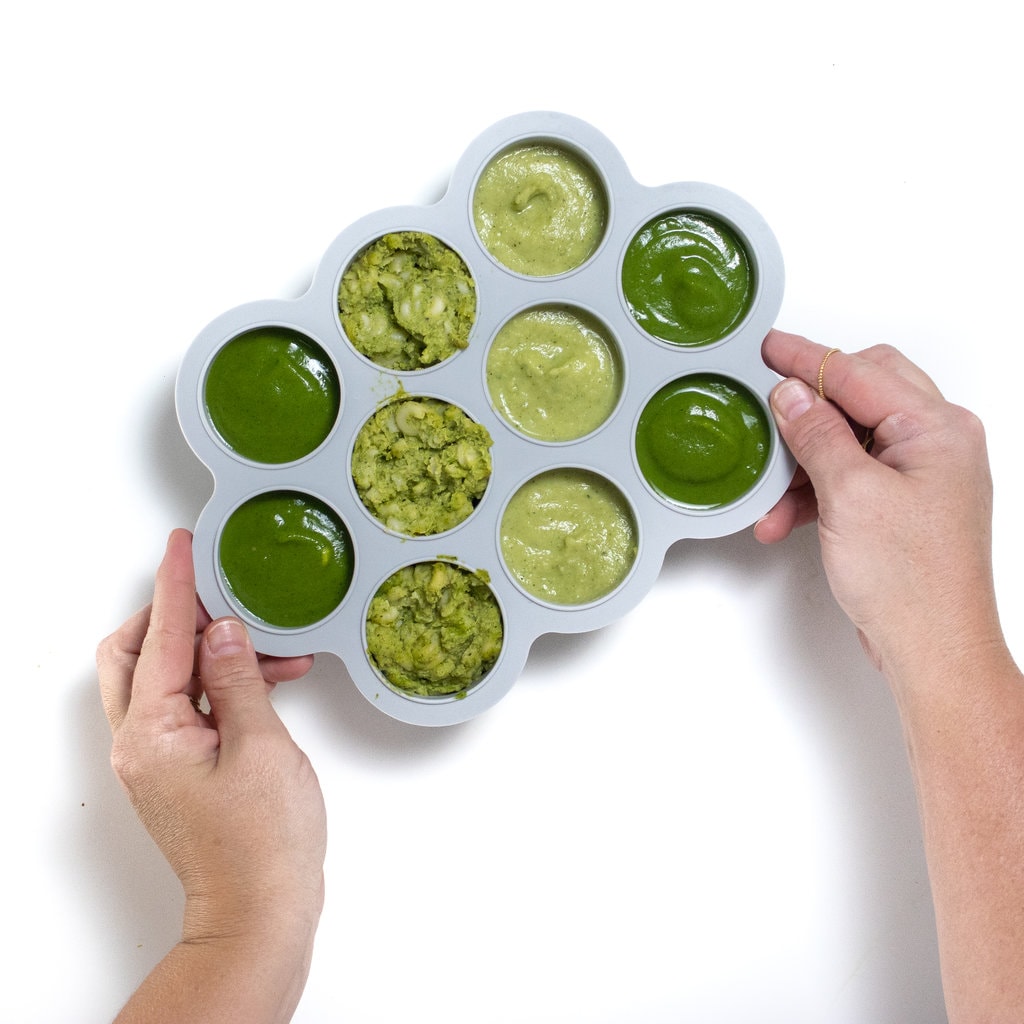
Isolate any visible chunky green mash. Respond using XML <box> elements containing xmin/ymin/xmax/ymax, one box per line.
<box><xmin>338</xmin><ymin>231</ymin><xmax>476</xmax><ymax>370</ymax></box>
<box><xmin>351</xmin><ymin>396</ymin><xmax>493</xmax><ymax>535</ymax></box>
<box><xmin>366</xmin><ymin>561</ymin><xmax>503</xmax><ymax>696</ymax></box>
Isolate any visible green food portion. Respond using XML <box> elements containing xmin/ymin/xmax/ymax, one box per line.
<box><xmin>366</xmin><ymin>561</ymin><xmax>503</xmax><ymax>697</ymax></box>
<box><xmin>635</xmin><ymin>374</ymin><xmax>770</xmax><ymax>508</ymax></box>
<box><xmin>204</xmin><ymin>326</ymin><xmax>340</xmax><ymax>464</ymax></box>
<box><xmin>500</xmin><ymin>469</ymin><xmax>637</xmax><ymax>605</ymax></box>
<box><xmin>351</xmin><ymin>396</ymin><xmax>493</xmax><ymax>536</ymax></box>
<box><xmin>473</xmin><ymin>143</ymin><xmax>607</xmax><ymax>276</ymax></box>
<box><xmin>338</xmin><ymin>231</ymin><xmax>476</xmax><ymax>370</ymax></box>
<box><xmin>219</xmin><ymin>491</ymin><xmax>354</xmax><ymax>628</ymax></box>
<box><xmin>622</xmin><ymin>211</ymin><xmax>753</xmax><ymax>347</ymax></box>
<box><xmin>486</xmin><ymin>306</ymin><xmax>621</xmax><ymax>441</ymax></box>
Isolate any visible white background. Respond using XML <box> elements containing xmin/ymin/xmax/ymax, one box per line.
<box><xmin>3</xmin><ymin>2</ymin><xmax>1021</xmax><ymax>1021</ymax></box>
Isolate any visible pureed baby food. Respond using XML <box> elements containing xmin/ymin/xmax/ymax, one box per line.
<box><xmin>473</xmin><ymin>142</ymin><xmax>606</xmax><ymax>276</ymax></box>
<box><xmin>622</xmin><ymin>211</ymin><xmax>753</xmax><ymax>347</ymax></box>
<box><xmin>500</xmin><ymin>469</ymin><xmax>637</xmax><ymax>605</ymax></box>
<box><xmin>205</xmin><ymin>326</ymin><xmax>340</xmax><ymax>463</ymax></box>
<box><xmin>176</xmin><ymin>111</ymin><xmax>791</xmax><ymax>725</ymax></box>
<box><xmin>635</xmin><ymin>375</ymin><xmax>771</xmax><ymax>508</ymax></box>
<box><xmin>219</xmin><ymin>491</ymin><xmax>354</xmax><ymax>628</ymax></box>
<box><xmin>486</xmin><ymin>306</ymin><xmax>622</xmax><ymax>442</ymax></box>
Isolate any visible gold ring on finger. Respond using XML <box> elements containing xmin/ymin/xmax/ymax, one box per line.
<box><xmin>817</xmin><ymin>347</ymin><xmax>841</xmax><ymax>400</ymax></box>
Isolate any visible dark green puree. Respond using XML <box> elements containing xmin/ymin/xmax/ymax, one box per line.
<box><xmin>622</xmin><ymin>211</ymin><xmax>753</xmax><ymax>347</ymax></box>
<box><xmin>219</xmin><ymin>491</ymin><xmax>354</xmax><ymax>628</ymax></box>
<box><xmin>205</xmin><ymin>326</ymin><xmax>340</xmax><ymax>463</ymax></box>
<box><xmin>635</xmin><ymin>375</ymin><xmax>770</xmax><ymax>508</ymax></box>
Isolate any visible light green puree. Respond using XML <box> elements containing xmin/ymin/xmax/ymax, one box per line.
<box><xmin>622</xmin><ymin>211</ymin><xmax>753</xmax><ymax>347</ymax></box>
<box><xmin>635</xmin><ymin>374</ymin><xmax>771</xmax><ymax>508</ymax></box>
<box><xmin>219</xmin><ymin>491</ymin><xmax>354</xmax><ymax>628</ymax></box>
<box><xmin>338</xmin><ymin>231</ymin><xmax>476</xmax><ymax>370</ymax></box>
<box><xmin>473</xmin><ymin>143</ymin><xmax>607</xmax><ymax>276</ymax></box>
<box><xmin>351</xmin><ymin>396</ymin><xmax>493</xmax><ymax>536</ymax></box>
<box><xmin>204</xmin><ymin>326</ymin><xmax>339</xmax><ymax>464</ymax></box>
<box><xmin>500</xmin><ymin>469</ymin><xmax>637</xmax><ymax>605</ymax></box>
<box><xmin>486</xmin><ymin>306</ymin><xmax>621</xmax><ymax>441</ymax></box>
<box><xmin>366</xmin><ymin>561</ymin><xmax>503</xmax><ymax>697</ymax></box>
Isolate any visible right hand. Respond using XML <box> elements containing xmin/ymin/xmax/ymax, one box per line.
<box><xmin>755</xmin><ymin>329</ymin><xmax>1004</xmax><ymax>678</ymax></box>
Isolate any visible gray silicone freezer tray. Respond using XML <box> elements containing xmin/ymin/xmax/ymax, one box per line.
<box><xmin>176</xmin><ymin>111</ymin><xmax>795</xmax><ymax>726</ymax></box>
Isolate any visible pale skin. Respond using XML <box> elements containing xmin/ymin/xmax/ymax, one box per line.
<box><xmin>98</xmin><ymin>328</ymin><xmax>1023</xmax><ymax>1022</ymax></box>
<box><xmin>97</xmin><ymin>530</ymin><xmax>326</xmax><ymax>1024</ymax></box>
<box><xmin>757</xmin><ymin>329</ymin><xmax>1024</xmax><ymax>1023</ymax></box>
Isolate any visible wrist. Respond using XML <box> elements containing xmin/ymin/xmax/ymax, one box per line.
<box><xmin>114</xmin><ymin>891</ymin><xmax>322</xmax><ymax>1024</ymax></box>
<box><xmin>880</xmin><ymin>619</ymin><xmax>1016</xmax><ymax>721</ymax></box>
<box><xmin>863</xmin><ymin>563</ymin><xmax>1006</xmax><ymax>694</ymax></box>
<box><xmin>182</xmin><ymin>872</ymin><xmax>324</xmax><ymax>950</ymax></box>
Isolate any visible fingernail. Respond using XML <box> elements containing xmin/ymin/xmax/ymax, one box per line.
<box><xmin>772</xmin><ymin>378</ymin><xmax>815</xmax><ymax>422</ymax></box>
<box><xmin>207</xmin><ymin>618</ymin><xmax>249</xmax><ymax>655</ymax></box>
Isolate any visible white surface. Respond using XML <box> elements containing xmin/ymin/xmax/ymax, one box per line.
<box><xmin>3</xmin><ymin>3</ymin><xmax>1021</xmax><ymax>1022</ymax></box>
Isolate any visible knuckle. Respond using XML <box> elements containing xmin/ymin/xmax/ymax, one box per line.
<box><xmin>96</xmin><ymin>633</ymin><xmax>138</xmax><ymax>676</ymax></box>
<box><xmin>787</xmin><ymin>405</ymin><xmax>853</xmax><ymax>456</ymax></box>
<box><xmin>952</xmin><ymin>404</ymin><xmax>986</xmax><ymax>442</ymax></box>
<box><xmin>943</xmin><ymin>405</ymin><xmax>990</xmax><ymax>472</ymax></box>
<box><xmin>859</xmin><ymin>342</ymin><xmax>901</xmax><ymax>362</ymax></box>
<box><xmin>109</xmin><ymin>734</ymin><xmax>139</xmax><ymax>786</ymax></box>
<box><xmin>109</xmin><ymin>720</ymin><xmax>159</xmax><ymax>793</ymax></box>
<box><xmin>926</xmin><ymin>402</ymin><xmax>987</xmax><ymax>454</ymax></box>
<box><xmin>209</xmin><ymin>655</ymin><xmax>260</xmax><ymax>690</ymax></box>
<box><xmin>94</xmin><ymin>631</ymin><xmax>118</xmax><ymax>669</ymax></box>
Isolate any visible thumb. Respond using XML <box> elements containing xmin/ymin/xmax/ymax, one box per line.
<box><xmin>770</xmin><ymin>377</ymin><xmax>868</xmax><ymax>493</ymax></box>
<box><xmin>199</xmin><ymin>617</ymin><xmax>281</xmax><ymax>740</ymax></box>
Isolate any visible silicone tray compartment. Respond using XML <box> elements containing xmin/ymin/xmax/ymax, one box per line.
<box><xmin>176</xmin><ymin>111</ymin><xmax>794</xmax><ymax>726</ymax></box>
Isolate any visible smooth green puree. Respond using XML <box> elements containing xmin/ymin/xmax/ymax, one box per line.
<box><xmin>622</xmin><ymin>211</ymin><xmax>753</xmax><ymax>347</ymax></box>
<box><xmin>366</xmin><ymin>561</ymin><xmax>503</xmax><ymax>697</ymax></box>
<box><xmin>473</xmin><ymin>143</ymin><xmax>607</xmax><ymax>276</ymax></box>
<box><xmin>635</xmin><ymin>374</ymin><xmax>770</xmax><ymax>508</ymax></box>
<box><xmin>500</xmin><ymin>469</ymin><xmax>637</xmax><ymax>605</ymax></box>
<box><xmin>486</xmin><ymin>306</ymin><xmax>621</xmax><ymax>441</ymax></box>
<box><xmin>205</xmin><ymin>327</ymin><xmax>340</xmax><ymax>464</ymax></box>
<box><xmin>338</xmin><ymin>231</ymin><xmax>476</xmax><ymax>371</ymax></box>
<box><xmin>219</xmin><ymin>491</ymin><xmax>354</xmax><ymax>628</ymax></box>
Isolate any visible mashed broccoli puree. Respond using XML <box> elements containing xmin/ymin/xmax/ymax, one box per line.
<box><xmin>500</xmin><ymin>469</ymin><xmax>637</xmax><ymax>605</ymax></box>
<box><xmin>622</xmin><ymin>211</ymin><xmax>753</xmax><ymax>347</ymax></box>
<box><xmin>486</xmin><ymin>306</ymin><xmax>621</xmax><ymax>441</ymax></box>
<box><xmin>473</xmin><ymin>143</ymin><xmax>607</xmax><ymax>276</ymax></box>
<box><xmin>219</xmin><ymin>491</ymin><xmax>354</xmax><ymax>628</ymax></box>
<box><xmin>366</xmin><ymin>561</ymin><xmax>503</xmax><ymax>697</ymax></box>
<box><xmin>635</xmin><ymin>374</ymin><xmax>770</xmax><ymax>508</ymax></box>
<box><xmin>338</xmin><ymin>231</ymin><xmax>476</xmax><ymax>370</ymax></box>
<box><xmin>351</xmin><ymin>396</ymin><xmax>493</xmax><ymax>536</ymax></box>
<box><xmin>204</xmin><ymin>326</ymin><xmax>340</xmax><ymax>464</ymax></box>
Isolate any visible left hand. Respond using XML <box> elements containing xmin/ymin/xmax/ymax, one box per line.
<box><xmin>97</xmin><ymin>529</ymin><xmax>326</xmax><ymax>940</ymax></box>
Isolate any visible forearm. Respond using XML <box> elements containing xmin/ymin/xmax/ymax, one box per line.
<box><xmin>114</xmin><ymin>914</ymin><xmax>318</xmax><ymax>1024</ymax></box>
<box><xmin>887</xmin><ymin>641</ymin><xmax>1024</xmax><ymax>1024</ymax></box>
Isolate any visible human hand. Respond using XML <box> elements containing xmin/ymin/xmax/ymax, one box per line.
<box><xmin>754</xmin><ymin>329</ymin><xmax>1004</xmax><ymax>678</ymax></box>
<box><xmin>97</xmin><ymin>529</ymin><xmax>326</xmax><ymax>949</ymax></box>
